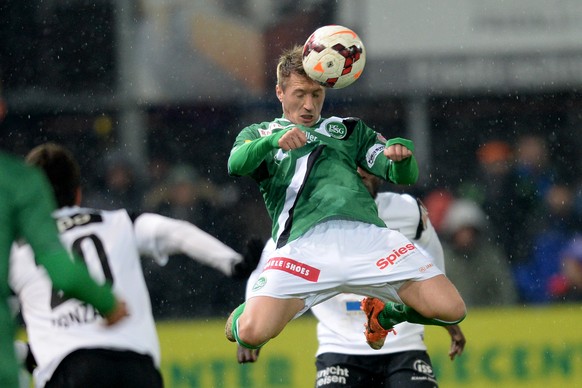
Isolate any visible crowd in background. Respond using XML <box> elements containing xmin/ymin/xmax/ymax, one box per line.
<box><xmin>3</xmin><ymin>93</ymin><xmax>582</xmax><ymax>320</ymax></box>
<box><xmin>426</xmin><ymin>134</ymin><xmax>582</xmax><ymax>306</ymax></box>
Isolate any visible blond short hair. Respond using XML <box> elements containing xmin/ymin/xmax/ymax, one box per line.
<box><xmin>276</xmin><ymin>45</ymin><xmax>309</xmax><ymax>90</ymax></box>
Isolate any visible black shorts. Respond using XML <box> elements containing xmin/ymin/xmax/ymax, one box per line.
<box><xmin>315</xmin><ymin>350</ymin><xmax>438</xmax><ymax>388</ymax></box>
<box><xmin>45</xmin><ymin>348</ymin><xmax>163</xmax><ymax>388</ymax></box>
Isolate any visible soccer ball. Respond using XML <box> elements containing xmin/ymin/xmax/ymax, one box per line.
<box><xmin>302</xmin><ymin>25</ymin><xmax>366</xmax><ymax>89</ymax></box>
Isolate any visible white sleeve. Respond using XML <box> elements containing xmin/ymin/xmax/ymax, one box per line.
<box><xmin>133</xmin><ymin>213</ymin><xmax>242</xmax><ymax>276</ymax></box>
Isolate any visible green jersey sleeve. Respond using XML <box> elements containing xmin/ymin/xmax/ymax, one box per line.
<box><xmin>356</xmin><ymin>124</ymin><xmax>419</xmax><ymax>185</ymax></box>
<box><xmin>228</xmin><ymin>125</ymin><xmax>288</xmax><ymax>177</ymax></box>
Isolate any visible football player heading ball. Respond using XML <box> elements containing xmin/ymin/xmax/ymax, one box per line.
<box><xmin>225</xmin><ymin>42</ymin><xmax>466</xmax><ymax>354</ymax></box>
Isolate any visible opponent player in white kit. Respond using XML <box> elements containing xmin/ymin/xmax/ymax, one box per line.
<box><xmin>238</xmin><ymin>168</ymin><xmax>466</xmax><ymax>387</ymax></box>
<box><xmin>9</xmin><ymin>143</ymin><xmax>262</xmax><ymax>388</ymax></box>
<box><xmin>310</xmin><ymin>169</ymin><xmax>465</xmax><ymax>387</ymax></box>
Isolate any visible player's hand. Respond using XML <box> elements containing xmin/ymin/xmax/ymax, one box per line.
<box><xmin>278</xmin><ymin>127</ymin><xmax>307</xmax><ymax>151</ymax></box>
<box><xmin>104</xmin><ymin>299</ymin><xmax>129</xmax><ymax>326</ymax></box>
<box><xmin>237</xmin><ymin>345</ymin><xmax>260</xmax><ymax>363</ymax></box>
<box><xmin>444</xmin><ymin>324</ymin><xmax>466</xmax><ymax>360</ymax></box>
<box><xmin>232</xmin><ymin>237</ymin><xmax>265</xmax><ymax>279</ymax></box>
<box><xmin>384</xmin><ymin>143</ymin><xmax>413</xmax><ymax>161</ymax></box>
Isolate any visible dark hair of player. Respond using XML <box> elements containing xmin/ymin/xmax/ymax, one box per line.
<box><xmin>25</xmin><ymin>143</ymin><xmax>80</xmax><ymax>208</ymax></box>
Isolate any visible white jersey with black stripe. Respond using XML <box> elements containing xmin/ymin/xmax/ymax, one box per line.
<box><xmin>9</xmin><ymin>206</ymin><xmax>242</xmax><ymax>387</ymax></box>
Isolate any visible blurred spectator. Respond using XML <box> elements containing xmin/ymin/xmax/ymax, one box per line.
<box><xmin>84</xmin><ymin>151</ymin><xmax>145</xmax><ymax>213</ymax></box>
<box><xmin>441</xmin><ymin>198</ymin><xmax>519</xmax><ymax>307</ymax></box>
<box><xmin>145</xmin><ymin>154</ymin><xmax>173</xmax><ymax>196</ymax></box>
<box><xmin>145</xmin><ymin>164</ymin><xmax>219</xmax><ymax>226</ymax></box>
<box><xmin>548</xmin><ymin>235</ymin><xmax>582</xmax><ymax>302</ymax></box>
<box><xmin>422</xmin><ymin>188</ymin><xmax>454</xmax><ymax>233</ymax></box>
<box><xmin>513</xmin><ymin>183</ymin><xmax>580</xmax><ymax>303</ymax></box>
<box><xmin>458</xmin><ymin>140</ymin><xmax>537</xmax><ymax>264</ymax></box>
<box><xmin>515</xmin><ymin>134</ymin><xmax>558</xmax><ymax>199</ymax></box>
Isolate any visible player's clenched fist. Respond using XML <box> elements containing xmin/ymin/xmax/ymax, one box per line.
<box><xmin>384</xmin><ymin>143</ymin><xmax>413</xmax><ymax>162</ymax></box>
<box><xmin>278</xmin><ymin>127</ymin><xmax>307</xmax><ymax>151</ymax></box>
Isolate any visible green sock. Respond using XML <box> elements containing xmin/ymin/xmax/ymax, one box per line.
<box><xmin>378</xmin><ymin>302</ymin><xmax>465</xmax><ymax>328</ymax></box>
<box><xmin>231</xmin><ymin>302</ymin><xmax>265</xmax><ymax>350</ymax></box>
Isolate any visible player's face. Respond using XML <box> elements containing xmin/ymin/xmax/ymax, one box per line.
<box><xmin>276</xmin><ymin>73</ymin><xmax>325</xmax><ymax>127</ymax></box>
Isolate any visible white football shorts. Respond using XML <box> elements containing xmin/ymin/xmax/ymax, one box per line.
<box><xmin>248</xmin><ymin>219</ymin><xmax>443</xmax><ymax>317</ymax></box>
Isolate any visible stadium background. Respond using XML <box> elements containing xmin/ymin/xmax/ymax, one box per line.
<box><xmin>3</xmin><ymin>0</ymin><xmax>582</xmax><ymax>386</ymax></box>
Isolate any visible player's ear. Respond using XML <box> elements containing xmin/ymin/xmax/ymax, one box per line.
<box><xmin>275</xmin><ymin>84</ymin><xmax>283</xmax><ymax>102</ymax></box>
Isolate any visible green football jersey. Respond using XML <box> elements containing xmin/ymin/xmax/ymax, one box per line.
<box><xmin>228</xmin><ymin>116</ymin><xmax>418</xmax><ymax>246</ymax></box>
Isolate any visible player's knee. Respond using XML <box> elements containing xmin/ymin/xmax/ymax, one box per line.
<box><xmin>432</xmin><ymin>296</ymin><xmax>467</xmax><ymax>323</ymax></box>
<box><xmin>447</xmin><ymin>296</ymin><xmax>467</xmax><ymax>323</ymax></box>
<box><xmin>237</xmin><ymin>318</ymin><xmax>270</xmax><ymax>347</ymax></box>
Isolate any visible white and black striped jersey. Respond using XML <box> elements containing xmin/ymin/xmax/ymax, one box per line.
<box><xmin>9</xmin><ymin>206</ymin><xmax>243</xmax><ymax>387</ymax></box>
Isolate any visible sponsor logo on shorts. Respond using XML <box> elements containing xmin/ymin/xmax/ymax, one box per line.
<box><xmin>252</xmin><ymin>276</ymin><xmax>267</xmax><ymax>291</ymax></box>
<box><xmin>316</xmin><ymin>365</ymin><xmax>349</xmax><ymax>386</ymax></box>
<box><xmin>413</xmin><ymin>359</ymin><xmax>435</xmax><ymax>378</ymax></box>
<box><xmin>419</xmin><ymin>263</ymin><xmax>434</xmax><ymax>272</ymax></box>
<box><xmin>264</xmin><ymin>257</ymin><xmax>320</xmax><ymax>282</ymax></box>
<box><xmin>376</xmin><ymin>243</ymin><xmax>416</xmax><ymax>270</ymax></box>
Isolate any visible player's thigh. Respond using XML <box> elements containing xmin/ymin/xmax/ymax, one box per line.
<box><xmin>314</xmin><ymin>353</ymin><xmax>381</xmax><ymax>388</ymax></box>
<box><xmin>241</xmin><ymin>296</ymin><xmax>304</xmax><ymax>340</ymax></box>
<box><xmin>386</xmin><ymin>351</ymin><xmax>439</xmax><ymax>388</ymax></box>
<box><xmin>398</xmin><ymin>274</ymin><xmax>465</xmax><ymax>320</ymax></box>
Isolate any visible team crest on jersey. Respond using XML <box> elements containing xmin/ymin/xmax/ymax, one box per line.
<box><xmin>325</xmin><ymin>122</ymin><xmax>348</xmax><ymax>139</ymax></box>
<box><xmin>252</xmin><ymin>276</ymin><xmax>267</xmax><ymax>291</ymax></box>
